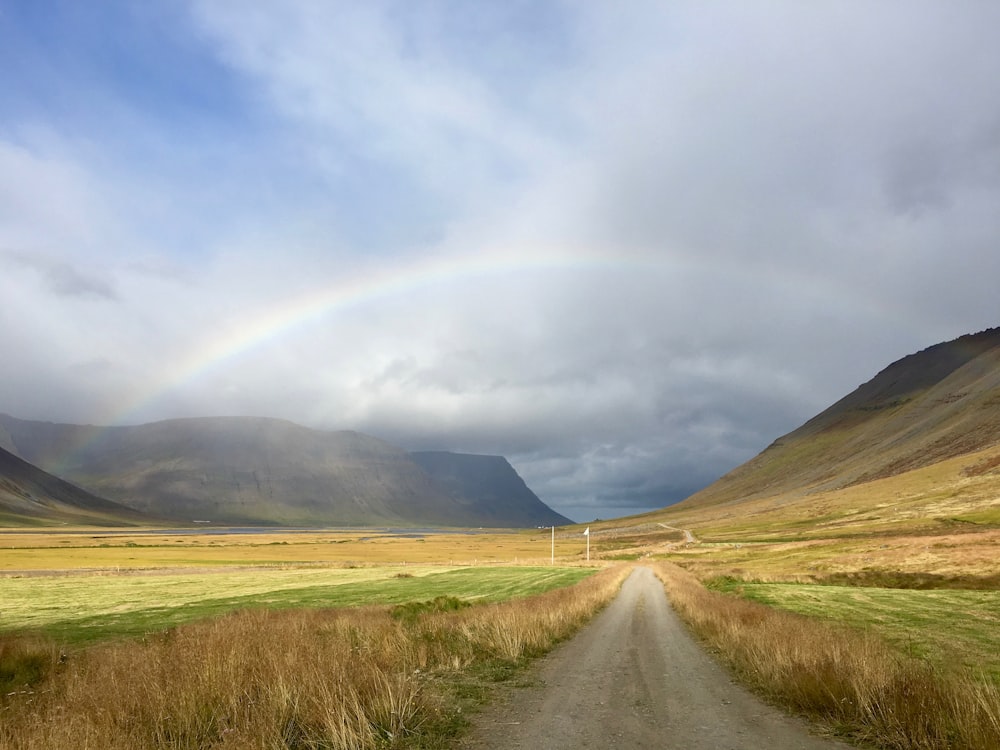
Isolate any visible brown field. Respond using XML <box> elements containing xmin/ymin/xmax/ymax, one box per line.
<box><xmin>658</xmin><ymin>528</ymin><xmax>1000</xmax><ymax>583</ymax></box>
<box><xmin>583</xmin><ymin>445</ymin><xmax>1000</xmax><ymax>588</ymax></box>
<box><xmin>0</xmin><ymin>527</ymin><xmax>589</xmax><ymax>572</ymax></box>
<box><xmin>642</xmin><ymin>446</ymin><xmax>1000</xmax><ymax>542</ymax></box>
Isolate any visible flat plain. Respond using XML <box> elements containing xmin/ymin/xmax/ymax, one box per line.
<box><xmin>0</xmin><ymin>527</ymin><xmax>595</xmax><ymax>645</ymax></box>
<box><xmin>3</xmin><ymin>497</ymin><xmax>998</xmax><ymax>750</ymax></box>
<box><xmin>0</xmin><ymin>526</ymin><xmax>580</xmax><ymax>570</ymax></box>
<box><xmin>0</xmin><ymin>564</ymin><xmax>593</xmax><ymax>644</ymax></box>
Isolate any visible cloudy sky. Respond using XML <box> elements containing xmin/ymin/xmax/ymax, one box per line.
<box><xmin>2</xmin><ymin>1</ymin><xmax>999</xmax><ymax>521</ymax></box>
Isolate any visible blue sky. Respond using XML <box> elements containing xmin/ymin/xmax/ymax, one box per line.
<box><xmin>2</xmin><ymin>1</ymin><xmax>1000</xmax><ymax>521</ymax></box>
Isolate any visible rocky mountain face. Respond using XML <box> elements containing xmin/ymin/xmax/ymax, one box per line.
<box><xmin>678</xmin><ymin>327</ymin><xmax>1000</xmax><ymax>510</ymax></box>
<box><xmin>410</xmin><ymin>451</ymin><xmax>573</xmax><ymax>526</ymax></box>
<box><xmin>0</xmin><ymin>414</ymin><xmax>566</xmax><ymax>527</ymax></box>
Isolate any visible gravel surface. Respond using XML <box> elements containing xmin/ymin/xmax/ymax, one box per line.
<box><xmin>458</xmin><ymin>566</ymin><xmax>853</xmax><ymax>749</ymax></box>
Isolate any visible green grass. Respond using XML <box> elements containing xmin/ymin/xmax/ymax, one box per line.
<box><xmin>713</xmin><ymin>580</ymin><xmax>1000</xmax><ymax>682</ymax></box>
<box><xmin>956</xmin><ymin>506</ymin><xmax>1000</xmax><ymax>524</ymax></box>
<box><xmin>0</xmin><ymin>567</ymin><xmax>628</xmax><ymax>750</ymax></box>
<box><xmin>0</xmin><ymin>565</ymin><xmax>594</xmax><ymax>645</ymax></box>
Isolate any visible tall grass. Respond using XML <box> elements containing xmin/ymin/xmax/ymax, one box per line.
<box><xmin>653</xmin><ymin>561</ymin><xmax>1000</xmax><ymax>750</ymax></box>
<box><xmin>0</xmin><ymin>565</ymin><xmax>628</xmax><ymax>749</ymax></box>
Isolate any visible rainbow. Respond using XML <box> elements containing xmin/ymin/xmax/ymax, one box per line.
<box><xmin>45</xmin><ymin>243</ymin><xmax>937</xmax><ymax>473</ymax></box>
<box><xmin>103</xmin><ymin>245</ymin><xmax>648</xmax><ymax>429</ymax></box>
<box><xmin>44</xmin><ymin>245</ymin><xmax>666</xmax><ymax>473</ymax></box>
<box><xmin>98</xmin><ymin>243</ymin><xmax>924</xmax><ymax>432</ymax></box>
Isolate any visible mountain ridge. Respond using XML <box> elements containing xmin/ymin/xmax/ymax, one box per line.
<box><xmin>675</xmin><ymin>327</ymin><xmax>1000</xmax><ymax>511</ymax></box>
<box><xmin>410</xmin><ymin>450</ymin><xmax>573</xmax><ymax>526</ymax></box>
<box><xmin>0</xmin><ymin>445</ymin><xmax>151</xmax><ymax>526</ymax></box>
<box><xmin>0</xmin><ymin>414</ymin><xmax>567</xmax><ymax>528</ymax></box>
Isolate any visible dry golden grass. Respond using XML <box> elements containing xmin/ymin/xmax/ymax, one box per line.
<box><xmin>578</xmin><ymin>446</ymin><xmax>1000</xmax><ymax>590</ymax></box>
<box><xmin>0</xmin><ymin>565</ymin><xmax>597</xmax><ymax>645</ymax></box>
<box><xmin>715</xmin><ymin>581</ymin><xmax>1000</xmax><ymax>682</ymax></box>
<box><xmin>0</xmin><ymin>527</ymin><xmax>586</xmax><ymax>571</ymax></box>
<box><xmin>5</xmin><ymin>437</ymin><xmax>997</xmax><ymax>748</ymax></box>
<box><xmin>633</xmin><ymin>445</ymin><xmax>1000</xmax><ymax>542</ymax></box>
<box><xmin>653</xmin><ymin>561</ymin><xmax>1000</xmax><ymax>750</ymax></box>
<box><xmin>582</xmin><ymin>449</ymin><xmax>1000</xmax><ymax>749</ymax></box>
<box><xmin>0</xmin><ymin>565</ymin><xmax>629</xmax><ymax>749</ymax></box>
<box><xmin>660</xmin><ymin>529</ymin><xmax>1000</xmax><ymax>583</ymax></box>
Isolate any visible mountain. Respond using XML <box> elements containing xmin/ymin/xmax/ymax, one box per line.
<box><xmin>0</xmin><ymin>445</ymin><xmax>150</xmax><ymax>526</ymax></box>
<box><xmin>0</xmin><ymin>415</ymin><xmax>563</xmax><ymax>527</ymax></box>
<box><xmin>676</xmin><ymin>327</ymin><xmax>1000</xmax><ymax>511</ymax></box>
<box><xmin>410</xmin><ymin>451</ymin><xmax>573</xmax><ymax>526</ymax></box>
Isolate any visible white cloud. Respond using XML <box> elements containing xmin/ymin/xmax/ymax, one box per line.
<box><xmin>2</xmin><ymin>2</ymin><xmax>1000</xmax><ymax>519</ymax></box>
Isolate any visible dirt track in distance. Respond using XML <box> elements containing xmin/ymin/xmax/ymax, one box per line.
<box><xmin>458</xmin><ymin>566</ymin><xmax>853</xmax><ymax>750</ymax></box>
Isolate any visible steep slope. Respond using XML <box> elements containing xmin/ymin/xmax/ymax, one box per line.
<box><xmin>0</xmin><ymin>446</ymin><xmax>150</xmax><ymax>526</ymax></box>
<box><xmin>410</xmin><ymin>451</ymin><xmax>573</xmax><ymax>526</ymax></box>
<box><xmin>678</xmin><ymin>327</ymin><xmax>1000</xmax><ymax>510</ymax></box>
<box><xmin>0</xmin><ymin>415</ymin><xmax>562</xmax><ymax>527</ymax></box>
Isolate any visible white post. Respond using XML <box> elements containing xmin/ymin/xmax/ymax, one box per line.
<box><xmin>584</xmin><ymin>527</ymin><xmax>590</xmax><ymax>561</ymax></box>
<box><xmin>551</xmin><ymin>526</ymin><xmax>554</xmax><ymax>565</ymax></box>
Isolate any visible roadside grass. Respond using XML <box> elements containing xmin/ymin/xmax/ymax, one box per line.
<box><xmin>654</xmin><ymin>561</ymin><xmax>1000</xmax><ymax>750</ymax></box>
<box><xmin>0</xmin><ymin>565</ymin><xmax>629</xmax><ymax>750</ymax></box>
<box><xmin>0</xmin><ymin>565</ymin><xmax>594</xmax><ymax>646</ymax></box>
<box><xmin>706</xmin><ymin>580</ymin><xmax>1000</xmax><ymax>683</ymax></box>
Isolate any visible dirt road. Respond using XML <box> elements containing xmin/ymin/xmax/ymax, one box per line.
<box><xmin>458</xmin><ymin>567</ymin><xmax>852</xmax><ymax>749</ymax></box>
<box><xmin>656</xmin><ymin>523</ymin><xmax>696</xmax><ymax>544</ymax></box>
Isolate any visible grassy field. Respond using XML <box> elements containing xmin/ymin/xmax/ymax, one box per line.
<box><xmin>0</xmin><ymin>565</ymin><xmax>595</xmax><ymax>645</ymax></box>
<box><xmin>584</xmin><ymin>449</ymin><xmax>1000</xmax><ymax>593</ymax></box>
<box><xmin>3</xmin><ymin>499</ymin><xmax>997</xmax><ymax>750</ymax></box>
<box><xmin>657</xmin><ymin>528</ymin><xmax>1000</xmax><ymax>583</ymax></box>
<box><xmin>629</xmin><ymin>446</ymin><xmax>1000</xmax><ymax>542</ymax></box>
<box><xmin>709</xmin><ymin>580</ymin><xmax>1000</xmax><ymax>682</ymax></box>
<box><xmin>0</xmin><ymin>527</ymin><xmax>584</xmax><ymax>570</ymax></box>
<box><xmin>579</xmin><ymin>464</ymin><xmax>1000</xmax><ymax>750</ymax></box>
<box><xmin>0</xmin><ymin>564</ymin><xmax>629</xmax><ymax>750</ymax></box>
<box><xmin>0</xmin><ymin>525</ymin><xmax>598</xmax><ymax>646</ymax></box>
<box><xmin>655</xmin><ymin>562</ymin><xmax>1000</xmax><ymax>750</ymax></box>
<box><xmin>0</xmin><ymin>523</ymin><xmax>614</xmax><ymax>748</ymax></box>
